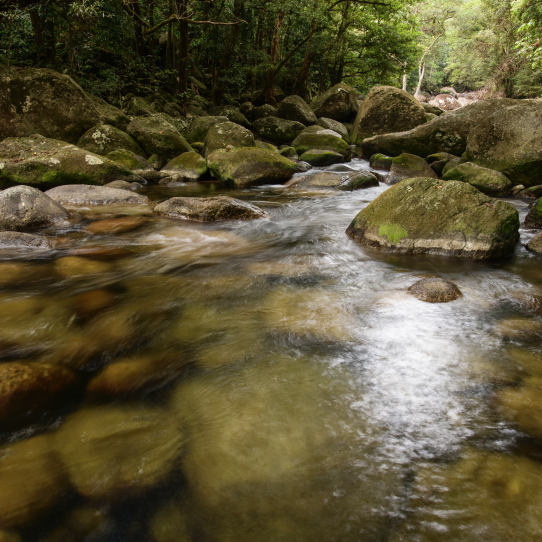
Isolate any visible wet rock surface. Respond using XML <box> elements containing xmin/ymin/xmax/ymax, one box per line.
<box><xmin>45</xmin><ymin>184</ymin><xmax>150</xmax><ymax>206</ymax></box>
<box><xmin>408</xmin><ymin>277</ymin><xmax>462</xmax><ymax>302</ymax></box>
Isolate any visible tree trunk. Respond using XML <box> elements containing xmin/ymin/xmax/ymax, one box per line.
<box><xmin>132</xmin><ymin>1</ymin><xmax>144</xmax><ymax>55</ymax></box>
<box><xmin>263</xmin><ymin>11</ymin><xmax>284</xmax><ymax>105</ymax></box>
<box><xmin>29</xmin><ymin>9</ymin><xmax>44</xmax><ymax>63</ymax></box>
<box><xmin>166</xmin><ymin>0</ymin><xmax>173</xmax><ymax>69</ymax></box>
<box><xmin>177</xmin><ymin>0</ymin><xmax>189</xmax><ymax>95</ymax></box>
<box><xmin>292</xmin><ymin>32</ymin><xmax>313</xmax><ymax>98</ymax></box>
<box><xmin>414</xmin><ymin>62</ymin><xmax>425</xmax><ymax>97</ymax></box>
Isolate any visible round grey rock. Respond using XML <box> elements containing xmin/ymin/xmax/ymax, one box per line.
<box><xmin>408</xmin><ymin>277</ymin><xmax>461</xmax><ymax>303</ymax></box>
<box><xmin>45</xmin><ymin>185</ymin><xmax>150</xmax><ymax>206</ymax></box>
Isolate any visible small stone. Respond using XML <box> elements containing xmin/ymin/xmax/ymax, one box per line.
<box><xmin>511</xmin><ymin>184</ymin><xmax>526</xmax><ymax>196</ymax></box>
<box><xmin>407</xmin><ymin>277</ymin><xmax>461</xmax><ymax>303</ymax></box>
<box><xmin>85</xmin><ymin>216</ymin><xmax>148</xmax><ymax>234</ymax></box>
<box><xmin>154</xmin><ymin>196</ymin><xmax>267</xmax><ymax>221</ymax></box>
<box><xmin>104</xmin><ymin>180</ymin><xmax>143</xmax><ymax>191</ymax></box>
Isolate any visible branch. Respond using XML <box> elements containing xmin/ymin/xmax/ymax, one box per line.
<box><xmin>328</xmin><ymin>0</ymin><xmax>392</xmax><ymax>10</ymax></box>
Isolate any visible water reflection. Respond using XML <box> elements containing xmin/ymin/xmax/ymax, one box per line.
<box><xmin>0</xmin><ymin>160</ymin><xmax>541</xmax><ymax>540</ymax></box>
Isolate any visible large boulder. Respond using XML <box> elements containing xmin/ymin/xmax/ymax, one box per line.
<box><xmin>431</xmin><ymin>94</ymin><xmax>461</xmax><ymax>110</ymax></box>
<box><xmin>0</xmin><ymin>136</ymin><xmax>138</xmax><ymax>188</ymax></box>
<box><xmin>54</xmin><ymin>406</ymin><xmax>184</xmax><ymax>501</ymax></box>
<box><xmin>465</xmin><ymin>100</ymin><xmax>542</xmax><ymax>187</ymax></box>
<box><xmin>85</xmin><ymin>93</ymin><xmax>130</xmax><ymax>131</ymax></box>
<box><xmin>203</xmin><ymin>121</ymin><xmax>255</xmax><ymax>158</ymax></box>
<box><xmin>154</xmin><ymin>196</ymin><xmax>267</xmax><ymax>221</ymax></box>
<box><xmin>442</xmin><ymin>162</ymin><xmax>513</xmax><ymax>196</ymax></box>
<box><xmin>77</xmin><ymin>124</ymin><xmax>145</xmax><ymax>156</ymax></box>
<box><xmin>309</xmin><ymin>83</ymin><xmax>358</xmax><ymax>122</ymax></box>
<box><xmin>207</xmin><ymin>106</ymin><xmax>251</xmax><ymax>128</ymax></box>
<box><xmin>346</xmin><ymin>177</ymin><xmax>519</xmax><ymax>259</ymax></box>
<box><xmin>277</xmin><ymin>95</ymin><xmax>317</xmax><ymax>125</ymax></box>
<box><xmin>292</xmin><ymin>126</ymin><xmax>351</xmax><ymax>159</ymax></box>
<box><xmin>124</xmin><ymin>96</ymin><xmax>156</xmax><ymax>117</ymax></box>
<box><xmin>161</xmin><ymin>151</ymin><xmax>208</xmax><ymax>181</ymax></box>
<box><xmin>0</xmin><ymin>66</ymin><xmax>100</xmax><ymax>143</ymax></box>
<box><xmin>207</xmin><ymin>147</ymin><xmax>296</xmax><ymax>188</ymax></box>
<box><xmin>45</xmin><ymin>184</ymin><xmax>149</xmax><ymax>206</ymax></box>
<box><xmin>126</xmin><ymin>116</ymin><xmax>192</xmax><ymax>161</ymax></box>
<box><xmin>0</xmin><ymin>186</ymin><xmax>68</xmax><ymax>231</ymax></box>
<box><xmin>185</xmin><ymin>116</ymin><xmax>228</xmax><ymax>144</ymax></box>
<box><xmin>252</xmin><ymin>104</ymin><xmax>278</xmax><ymax>120</ymax></box>
<box><xmin>316</xmin><ymin>117</ymin><xmax>350</xmax><ymax>142</ymax></box>
<box><xmin>106</xmin><ymin>148</ymin><xmax>151</xmax><ymax>171</ymax></box>
<box><xmin>385</xmin><ymin>153</ymin><xmax>438</xmax><ymax>185</ymax></box>
<box><xmin>0</xmin><ymin>362</ymin><xmax>79</xmax><ymax>430</ymax></box>
<box><xmin>350</xmin><ymin>86</ymin><xmax>426</xmax><ymax>145</ymax></box>
<box><xmin>361</xmin><ymin>98</ymin><xmax>518</xmax><ymax>159</ymax></box>
<box><xmin>252</xmin><ymin>117</ymin><xmax>305</xmax><ymax>144</ymax></box>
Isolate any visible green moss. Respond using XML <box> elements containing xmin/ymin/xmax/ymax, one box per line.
<box><xmin>378</xmin><ymin>224</ymin><xmax>408</xmax><ymax>244</ymax></box>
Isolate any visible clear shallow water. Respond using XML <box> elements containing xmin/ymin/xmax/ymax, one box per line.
<box><xmin>1</xmin><ymin>159</ymin><xmax>542</xmax><ymax>541</ymax></box>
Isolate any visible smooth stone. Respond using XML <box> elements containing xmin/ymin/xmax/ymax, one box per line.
<box><xmin>154</xmin><ymin>196</ymin><xmax>267</xmax><ymax>222</ymax></box>
<box><xmin>85</xmin><ymin>216</ymin><xmax>147</xmax><ymax>234</ymax></box>
<box><xmin>408</xmin><ymin>277</ymin><xmax>461</xmax><ymax>303</ymax></box>
<box><xmin>104</xmin><ymin>180</ymin><xmax>143</xmax><ymax>191</ymax></box>
<box><xmin>69</xmin><ymin>288</ymin><xmax>117</xmax><ymax>318</ymax></box>
<box><xmin>339</xmin><ymin>171</ymin><xmax>379</xmax><ymax>190</ymax></box>
<box><xmin>54</xmin><ymin>405</ymin><xmax>184</xmax><ymax>500</ymax></box>
<box><xmin>0</xmin><ymin>231</ymin><xmax>52</xmax><ymax>249</ymax></box>
<box><xmin>369</xmin><ymin>153</ymin><xmax>392</xmax><ymax>170</ymax></box>
<box><xmin>45</xmin><ymin>185</ymin><xmax>149</xmax><ymax>206</ymax></box>
<box><xmin>55</xmin><ymin>256</ymin><xmax>113</xmax><ymax>276</ymax></box>
<box><xmin>285</xmin><ymin>172</ymin><xmax>342</xmax><ymax>190</ymax></box>
<box><xmin>299</xmin><ymin>149</ymin><xmax>344</xmax><ymax>167</ymax></box>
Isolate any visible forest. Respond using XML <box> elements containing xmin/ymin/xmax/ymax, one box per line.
<box><xmin>1</xmin><ymin>0</ymin><xmax>541</xmax><ymax>107</ymax></box>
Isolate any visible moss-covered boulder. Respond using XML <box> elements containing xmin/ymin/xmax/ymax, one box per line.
<box><xmin>252</xmin><ymin>104</ymin><xmax>278</xmax><ymax>120</ymax></box>
<box><xmin>255</xmin><ymin>141</ymin><xmax>278</xmax><ymax>152</ymax></box>
<box><xmin>292</xmin><ymin>126</ymin><xmax>351</xmax><ymax>159</ymax></box>
<box><xmin>277</xmin><ymin>95</ymin><xmax>317</xmax><ymax>126</ymax></box>
<box><xmin>77</xmin><ymin>123</ymin><xmax>145</xmax><ymax>156</ymax></box>
<box><xmin>105</xmin><ymin>148</ymin><xmax>151</xmax><ymax>171</ymax></box>
<box><xmin>252</xmin><ymin>117</ymin><xmax>305</xmax><ymax>144</ymax></box>
<box><xmin>442</xmin><ymin>162</ymin><xmax>513</xmax><ymax>196</ymax></box>
<box><xmin>525</xmin><ymin>198</ymin><xmax>542</xmax><ymax>228</ymax></box>
<box><xmin>0</xmin><ymin>66</ymin><xmax>101</xmax><ymax>144</ymax></box>
<box><xmin>427</xmin><ymin>151</ymin><xmax>457</xmax><ymax>164</ymax></box>
<box><xmin>442</xmin><ymin>156</ymin><xmax>466</xmax><ymax>175</ymax></box>
<box><xmin>207</xmin><ymin>106</ymin><xmax>251</xmax><ymax>128</ymax></box>
<box><xmin>339</xmin><ymin>171</ymin><xmax>379</xmax><ymax>190</ymax></box>
<box><xmin>207</xmin><ymin>147</ymin><xmax>296</xmax><ymax>188</ymax></box>
<box><xmin>519</xmin><ymin>184</ymin><xmax>542</xmax><ymax>198</ymax></box>
<box><xmin>279</xmin><ymin>146</ymin><xmax>298</xmax><ymax>159</ymax></box>
<box><xmin>299</xmin><ymin>149</ymin><xmax>344</xmax><ymax>166</ymax></box>
<box><xmin>161</xmin><ymin>151</ymin><xmax>208</xmax><ymax>181</ymax></box>
<box><xmin>124</xmin><ymin>96</ymin><xmax>156</xmax><ymax>117</ymax></box>
<box><xmin>361</xmin><ymin>98</ymin><xmax>518</xmax><ymax>159</ymax></box>
<box><xmin>309</xmin><ymin>83</ymin><xmax>358</xmax><ymax>122</ymax></box>
<box><xmin>316</xmin><ymin>117</ymin><xmax>350</xmax><ymax>142</ymax></box>
<box><xmin>126</xmin><ymin>116</ymin><xmax>192</xmax><ymax>161</ymax></box>
<box><xmin>0</xmin><ymin>136</ymin><xmax>137</xmax><ymax>188</ymax></box>
<box><xmin>346</xmin><ymin>177</ymin><xmax>519</xmax><ymax>259</ymax></box>
<box><xmin>185</xmin><ymin>116</ymin><xmax>228</xmax><ymax>144</ymax></box>
<box><xmin>85</xmin><ymin>92</ymin><xmax>130</xmax><ymax>131</ymax></box>
<box><xmin>153</xmin><ymin>113</ymin><xmax>189</xmax><ymax>134</ymax></box>
<box><xmin>465</xmin><ymin>100</ymin><xmax>542</xmax><ymax>187</ymax></box>
<box><xmin>369</xmin><ymin>153</ymin><xmax>393</xmax><ymax>170</ymax></box>
<box><xmin>350</xmin><ymin>86</ymin><xmax>426</xmax><ymax>145</ymax></box>
<box><xmin>154</xmin><ymin>196</ymin><xmax>267</xmax><ymax>221</ymax></box>
<box><xmin>385</xmin><ymin>153</ymin><xmax>438</xmax><ymax>185</ymax></box>
<box><xmin>203</xmin><ymin>121</ymin><xmax>254</xmax><ymax>158</ymax></box>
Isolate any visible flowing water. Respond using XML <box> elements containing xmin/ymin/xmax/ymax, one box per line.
<box><xmin>1</xmin><ymin>159</ymin><xmax>542</xmax><ymax>541</ymax></box>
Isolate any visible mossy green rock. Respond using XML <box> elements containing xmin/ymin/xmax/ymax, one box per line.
<box><xmin>339</xmin><ymin>171</ymin><xmax>379</xmax><ymax>190</ymax></box>
<box><xmin>279</xmin><ymin>146</ymin><xmax>298</xmax><ymax>159</ymax></box>
<box><xmin>309</xmin><ymin>83</ymin><xmax>358</xmax><ymax>122</ymax></box>
<box><xmin>299</xmin><ymin>149</ymin><xmax>344</xmax><ymax>167</ymax></box>
<box><xmin>293</xmin><ymin>127</ymin><xmax>351</xmax><ymax>159</ymax></box>
<box><xmin>252</xmin><ymin>117</ymin><xmax>305</xmax><ymax>145</ymax></box>
<box><xmin>442</xmin><ymin>156</ymin><xmax>466</xmax><ymax>175</ymax></box>
<box><xmin>527</xmin><ymin>231</ymin><xmax>542</xmax><ymax>253</ymax></box>
<box><xmin>361</xmin><ymin>98</ymin><xmax>518</xmax><ymax>159</ymax></box>
<box><xmin>85</xmin><ymin>92</ymin><xmax>130</xmax><ymax>131</ymax></box>
<box><xmin>0</xmin><ymin>136</ymin><xmax>137</xmax><ymax>189</ymax></box>
<box><xmin>350</xmin><ymin>85</ymin><xmax>426</xmax><ymax>145</ymax></box>
<box><xmin>0</xmin><ymin>66</ymin><xmax>101</xmax><ymax>144</ymax></box>
<box><xmin>426</xmin><ymin>152</ymin><xmax>457</xmax><ymax>164</ymax></box>
<box><xmin>346</xmin><ymin>177</ymin><xmax>519</xmax><ymax>259</ymax></box>
<box><xmin>255</xmin><ymin>141</ymin><xmax>278</xmax><ymax>152</ymax></box>
<box><xmin>186</xmin><ymin>116</ymin><xmax>228</xmax><ymax>144</ymax></box>
<box><xmin>277</xmin><ymin>95</ymin><xmax>317</xmax><ymax>126</ymax></box>
<box><xmin>316</xmin><ymin>117</ymin><xmax>350</xmax><ymax>142</ymax></box>
<box><xmin>465</xmin><ymin>100</ymin><xmax>542</xmax><ymax>187</ymax></box>
<box><xmin>425</xmin><ymin>112</ymin><xmax>438</xmax><ymax>122</ymax></box>
<box><xmin>207</xmin><ymin>147</ymin><xmax>296</xmax><ymax>188</ymax></box>
<box><xmin>525</xmin><ymin>198</ymin><xmax>542</xmax><ymax>228</ymax></box>
<box><xmin>106</xmin><ymin>148</ymin><xmax>151</xmax><ymax>171</ymax></box>
<box><xmin>161</xmin><ymin>151</ymin><xmax>208</xmax><ymax>181</ymax></box>
<box><xmin>207</xmin><ymin>106</ymin><xmax>250</xmax><ymax>128</ymax></box>
<box><xmin>369</xmin><ymin>153</ymin><xmax>393</xmax><ymax>170</ymax></box>
<box><xmin>442</xmin><ymin>162</ymin><xmax>513</xmax><ymax>196</ymax></box>
<box><xmin>385</xmin><ymin>153</ymin><xmax>438</xmax><ymax>185</ymax></box>
<box><xmin>203</xmin><ymin>121</ymin><xmax>255</xmax><ymax>158</ymax></box>
<box><xmin>77</xmin><ymin>123</ymin><xmax>145</xmax><ymax>156</ymax></box>
<box><xmin>126</xmin><ymin>116</ymin><xmax>193</xmax><ymax>161</ymax></box>
<box><xmin>153</xmin><ymin>113</ymin><xmax>189</xmax><ymax>134</ymax></box>
<box><xmin>124</xmin><ymin>96</ymin><xmax>156</xmax><ymax>117</ymax></box>
<box><xmin>253</xmin><ymin>104</ymin><xmax>278</xmax><ymax>120</ymax></box>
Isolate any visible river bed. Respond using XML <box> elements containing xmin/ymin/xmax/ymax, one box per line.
<box><xmin>1</xmin><ymin>159</ymin><xmax>542</xmax><ymax>541</ymax></box>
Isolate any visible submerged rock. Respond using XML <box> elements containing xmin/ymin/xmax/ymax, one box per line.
<box><xmin>0</xmin><ymin>231</ymin><xmax>52</xmax><ymax>248</ymax></box>
<box><xmin>309</xmin><ymin>83</ymin><xmax>358</xmax><ymax>122</ymax></box>
<box><xmin>104</xmin><ymin>180</ymin><xmax>143</xmax><ymax>190</ymax></box>
<box><xmin>207</xmin><ymin>147</ymin><xmax>296</xmax><ymax>188</ymax></box>
<box><xmin>442</xmin><ymin>162</ymin><xmax>513</xmax><ymax>196</ymax></box>
<box><xmin>408</xmin><ymin>277</ymin><xmax>461</xmax><ymax>302</ymax></box>
<box><xmin>0</xmin><ymin>435</ymin><xmax>69</xmax><ymax>528</ymax></box>
<box><xmin>252</xmin><ymin>117</ymin><xmax>305</xmax><ymax>144</ymax></box>
<box><xmin>385</xmin><ymin>153</ymin><xmax>438</xmax><ymax>185</ymax></box>
<box><xmin>85</xmin><ymin>216</ymin><xmax>148</xmax><ymax>234</ymax></box>
<box><xmin>54</xmin><ymin>405</ymin><xmax>184</xmax><ymax>500</ymax></box>
<box><xmin>346</xmin><ymin>178</ymin><xmax>519</xmax><ymax>259</ymax></box>
<box><xmin>203</xmin><ymin>121</ymin><xmax>255</xmax><ymax>157</ymax></box>
<box><xmin>0</xmin><ymin>136</ymin><xmax>138</xmax><ymax>189</ymax></box>
<box><xmin>154</xmin><ymin>196</ymin><xmax>267</xmax><ymax>221</ymax></box>
<box><xmin>350</xmin><ymin>85</ymin><xmax>426</xmax><ymax>145</ymax></box>
<box><xmin>0</xmin><ymin>186</ymin><xmax>68</xmax><ymax>231</ymax></box>
<box><xmin>0</xmin><ymin>65</ymin><xmax>100</xmax><ymax>143</ymax></box>
<box><xmin>45</xmin><ymin>184</ymin><xmax>149</xmax><ymax>206</ymax></box>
